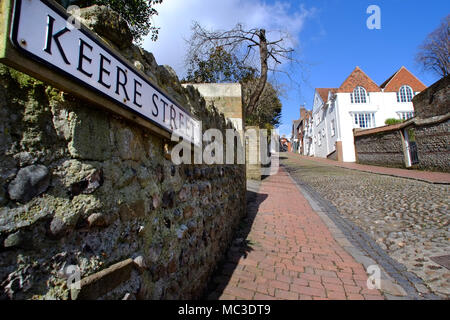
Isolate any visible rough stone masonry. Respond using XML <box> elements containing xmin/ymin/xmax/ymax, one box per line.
<box><xmin>354</xmin><ymin>75</ymin><xmax>449</xmax><ymax>172</ymax></box>
<box><xmin>0</xmin><ymin>6</ymin><xmax>246</xmax><ymax>300</ymax></box>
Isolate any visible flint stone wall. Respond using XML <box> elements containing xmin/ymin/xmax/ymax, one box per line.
<box><xmin>354</xmin><ymin>130</ymin><xmax>405</xmax><ymax>168</ymax></box>
<box><xmin>415</xmin><ymin>119</ymin><xmax>450</xmax><ymax>172</ymax></box>
<box><xmin>413</xmin><ymin>76</ymin><xmax>450</xmax><ymax>172</ymax></box>
<box><xmin>0</xmin><ymin>6</ymin><xmax>246</xmax><ymax>300</ymax></box>
<box><xmin>354</xmin><ymin>75</ymin><xmax>449</xmax><ymax>172</ymax></box>
<box><xmin>413</xmin><ymin>75</ymin><xmax>449</xmax><ymax>119</ymax></box>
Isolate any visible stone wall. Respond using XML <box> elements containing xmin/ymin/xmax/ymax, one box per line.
<box><xmin>415</xmin><ymin>120</ymin><xmax>450</xmax><ymax>172</ymax></box>
<box><xmin>0</xmin><ymin>6</ymin><xmax>246</xmax><ymax>300</ymax></box>
<box><xmin>354</xmin><ymin>75</ymin><xmax>449</xmax><ymax>172</ymax></box>
<box><xmin>413</xmin><ymin>75</ymin><xmax>449</xmax><ymax>119</ymax></box>
<box><xmin>184</xmin><ymin>84</ymin><xmax>244</xmax><ymax>131</ymax></box>
<box><xmin>412</xmin><ymin>76</ymin><xmax>450</xmax><ymax>172</ymax></box>
<box><xmin>354</xmin><ymin>130</ymin><xmax>405</xmax><ymax>168</ymax></box>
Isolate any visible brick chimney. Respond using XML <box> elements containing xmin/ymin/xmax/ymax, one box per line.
<box><xmin>300</xmin><ymin>105</ymin><xmax>306</xmax><ymax>120</ymax></box>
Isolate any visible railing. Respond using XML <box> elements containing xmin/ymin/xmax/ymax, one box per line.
<box><xmin>409</xmin><ymin>142</ymin><xmax>419</xmax><ymax>165</ymax></box>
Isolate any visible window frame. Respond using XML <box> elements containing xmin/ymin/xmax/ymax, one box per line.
<box><xmin>397</xmin><ymin>85</ymin><xmax>414</xmax><ymax>103</ymax></box>
<box><xmin>351</xmin><ymin>112</ymin><xmax>376</xmax><ymax>129</ymax></box>
<box><xmin>350</xmin><ymin>86</ymin><xmax>368</xmax><ymax>104</ymax></box>
<box><xmin>397</xmin><ymin>111</ymin><xmax>415</xmax><ymax>120</ymax></box>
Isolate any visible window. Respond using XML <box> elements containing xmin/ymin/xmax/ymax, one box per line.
<box><xmin>331</xmin><ymin>120</ymin><xmax>336</xmax><ymax>137</ymax></box>
<box><xmin>397</xmin><ymin>85</ymin><xmax>414</xmax><ymax>102</ymax></box>
<box><xmin>353</xmin><ymin>112</ymin><xmax>375</xmax><ymax>129</ymax></box>
<box><xmin>350</xmin><ymin>86</ymin><xmax>367</xmax><ymax>104</ymax></box>
<box><xmin>398</xmin><ymin>111</ymin><xmax>414</xmax><ymax>120</ymax></box>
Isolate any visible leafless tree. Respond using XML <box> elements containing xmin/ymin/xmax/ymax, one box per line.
<box><xmin>416</xmin><ymin>15</ymin><xmax>450</xmax><ymax>78</ymax></box>
<box><xmin>186</xmin><ymin>22</ymin><xmax>296</xmax><ymax>114</ymax></box>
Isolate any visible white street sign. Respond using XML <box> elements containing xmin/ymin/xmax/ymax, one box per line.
<box><xmin>10</xmin><ymin>0</ymin><xmax>202</xmax><ymax>145</ymax></box>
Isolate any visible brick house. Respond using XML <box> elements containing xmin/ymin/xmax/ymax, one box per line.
<box><xmin>291</xmin><ymin>107</ymin><xmax>312</xmax><ymax>154</ymax></box>
<box><xmin>309</xmin><ymin>66</ymin><xmax>427</xmax><ymax>162</ymax></box>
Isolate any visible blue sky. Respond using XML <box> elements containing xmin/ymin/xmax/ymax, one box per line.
<box><xmin>271</xmin><ymin>0</ymin><xmax>449</xmax><ymax>135</ymax></box>
<box><xmin>145</xmin><ymin>0</ymin><xmax>449</xmax><ymax>136</ymax></box>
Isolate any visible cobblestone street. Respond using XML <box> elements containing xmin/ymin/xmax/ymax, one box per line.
<box><xmin>282</xmin><ymin>153</ymin><xmax>449</xmax><ymax>298</ymax></box>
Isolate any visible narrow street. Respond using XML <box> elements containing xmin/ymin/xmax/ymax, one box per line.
<box><xmin>207</xmin><ymin>166</ymin><xmax>385</xmax><ymax>300</ymax></box>
<box><xmin>207</xmin><ymin>154</ymin><xmax>449</xmax><ymax>300</ymax></box>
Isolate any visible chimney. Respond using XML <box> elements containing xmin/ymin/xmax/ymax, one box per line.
<box><xmin>300</xmin><ymin>105</ymin><xmax>306</xmax><ymax>119</ymax></box>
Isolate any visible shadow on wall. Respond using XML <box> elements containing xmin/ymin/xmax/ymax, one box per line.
<box><xmin>202</xmin><ymin>188</ymin><xmax>268</xmax><ymax>299</ymax></box>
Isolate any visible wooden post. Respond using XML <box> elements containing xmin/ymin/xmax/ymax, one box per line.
<box><xmin>336</xmin><ymin>141</ymin><xmax>344</xmax><ymax>162</ymax></box>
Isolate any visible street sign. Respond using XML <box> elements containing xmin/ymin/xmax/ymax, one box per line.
<box><xmin>1</xmin><ymin>0</ymin><xmax>201</xmax><ymax>145</ymax></box>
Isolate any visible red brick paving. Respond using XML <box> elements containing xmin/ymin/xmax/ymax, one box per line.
<box><xmin>292</xmin><ymin>154</ymin><xmax>450</xmax><ymax>184</ymax></box>
<box><xmin>209</xmin><ymin>168</ymin><xmax>384</xmax><ymax>300</ymax></box>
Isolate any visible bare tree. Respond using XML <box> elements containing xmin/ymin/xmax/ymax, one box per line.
<box><xmin>416</xmin><ymin>15</ymin><xmax>450</xmax><ymax>78</ymax></box>
<box><xmin>186</xmin><ymin>22</ymin><xmax>296</xmax><ymax>114</ymax></box>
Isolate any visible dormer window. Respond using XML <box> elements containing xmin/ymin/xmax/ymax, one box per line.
<box><xmin>350</xmin><ymin>86</ymin><xmax>367</xmax><ymax>103</ymax></box>
<box><xmin>397</xmin><ymin>85</ymin><xmax>414</xmax><ymax>102</ymax></box>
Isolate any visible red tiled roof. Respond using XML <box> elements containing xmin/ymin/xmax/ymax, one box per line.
<box><xmin>380</xmin><ymin>66</ymin><xmax>427</xmax><ymax>92</ymax></box>
<box><xmin>337</xmin><ymin>66</ymin><xmax>381</xmax><ymax>93</ymax></box>
<box><xmin>316</xmin><ymin>88</ymin><xmax>337</xmax><ymax>103</ymax></box>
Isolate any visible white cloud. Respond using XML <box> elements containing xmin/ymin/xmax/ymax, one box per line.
<box><xmin>143</xmin><ymin>0</ymin><xmax>315</xmax><ymax>78</ymax></box>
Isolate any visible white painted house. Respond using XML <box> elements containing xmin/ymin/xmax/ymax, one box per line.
<box><xmin>304</xmin><ymin>66</ymin><xmax>427</xmax><ymax>162</ymax></box>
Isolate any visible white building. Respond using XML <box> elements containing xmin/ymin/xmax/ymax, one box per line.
<box><xmin>303</xmin><ymin>114</ymin><xmax>314</xmax><ymax>157</ymax></box>
<box><xmin>304</xmin><ymin>66</ymin><xmax>427</xmax><ymax>162</ymax></box>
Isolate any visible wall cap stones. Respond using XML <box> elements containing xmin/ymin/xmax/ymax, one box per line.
<box><xmin>354</xmin><ymin>112</ymin><xmax>450</xmax><ymax>137</ymax></box>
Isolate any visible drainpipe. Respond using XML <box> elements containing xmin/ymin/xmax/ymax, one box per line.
<box><xmin>334</xmin><ymin>96</ymin><xmax>344</xmax><ymax>162</ymax></box>
<box><xmin>335</xmin><ymin>96</ymin><xmax>342</xmax><ymax>141</ymax></box>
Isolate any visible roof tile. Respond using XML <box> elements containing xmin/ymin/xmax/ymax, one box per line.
<box><xmin>316</xmin><ymin>88</ymin><xmax>337</xmax><ymax>103</ymax></box>
<box><xmin>380</xmin><ymin>66</ymin><xmax>427</xmax><ymax>92</ymax></box>
<box><xmin>337</xmin><ymin>66</ymin><xmax>381</xmax><ymax>93</ymax></box>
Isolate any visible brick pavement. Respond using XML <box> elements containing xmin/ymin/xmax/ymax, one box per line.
<box><xmin>282</xmin><ymin>153</ymin><xmax>447</xmax><ymax>299</ymax></box>
<box><xmin>208</xmin><ymin>167</ymin><xmax>385</xmax><ymax>300</ymax></box>
<box><xmin>292</xmin><ymin>154</ymin><xmax>450</xmax><ymax>184</ymax></box>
